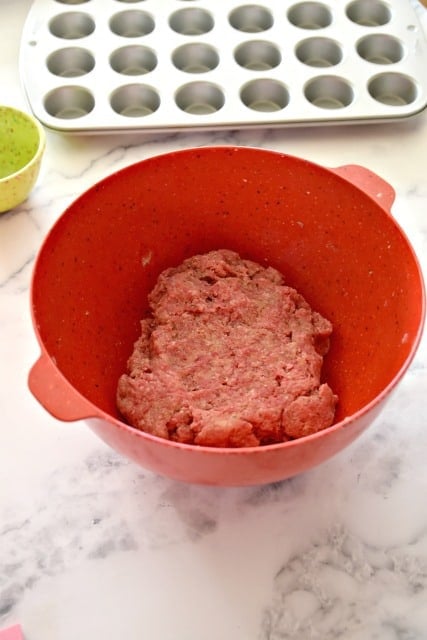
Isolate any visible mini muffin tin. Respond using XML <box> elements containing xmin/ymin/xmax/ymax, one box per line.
<box><xmin>20</xmin><ymin>0</ymin><xmax>427</xmax><ymax>133</ymax></box>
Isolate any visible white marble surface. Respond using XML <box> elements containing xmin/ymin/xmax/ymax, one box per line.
<box><xmin>1</xmin><ymin>2</ymin><xmax>427</xmax><ymax>639</ymax></box>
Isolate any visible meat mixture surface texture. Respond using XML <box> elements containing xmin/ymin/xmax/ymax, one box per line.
<box><xmin>117</xmin><ymin>249</ymin><xmax>337</xmax><ymax>448</ymax></box>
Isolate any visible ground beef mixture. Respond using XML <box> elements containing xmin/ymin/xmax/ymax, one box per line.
<box><xmin>117</xmin><ymin>249</ymin><xmax>337</xmax><ymax>448</ymax></box>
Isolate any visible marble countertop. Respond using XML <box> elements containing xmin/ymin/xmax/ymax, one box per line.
<box><xmin>1</xmin><ymin>2</ymin><xmax>427</xmax><ymax>639</ymax></box>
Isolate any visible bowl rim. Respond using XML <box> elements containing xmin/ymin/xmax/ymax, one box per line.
<box><xmin>28</xmin><ymin>145</ymin><xmax>427</xmax><ymax>455</ymax></box>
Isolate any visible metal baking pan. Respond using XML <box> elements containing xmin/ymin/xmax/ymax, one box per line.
<box><xmin>19</xmin><ymin>0</ymin><xmax>427</xmax><ymax>133</ymax></box>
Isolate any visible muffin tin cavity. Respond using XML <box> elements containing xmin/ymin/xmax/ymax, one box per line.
<box><xmin>110</xmin><ymin>45</ymin><xmax>157</xmax><ymax>75</ymax></box>
<box><xmin>296</xmin><ymin>37</ymin><xmax>342</xmax><ymax>67</ymax></box>
<box><xmin>175</xmin><ymin>82</ymin><xmax>225</xmax><ymax>114</ymax></box>
<box><xmin>287</xmin><ymin>2</ymin><xmax>333</xmax><ymax>29</ymax></box>
<box><xmin>110</xmin><ymin>84</ymin><xmax>160</xmax><ymax>117</ymax></box>
<box><xmin>173</xmin><ymin>43</ymin><xmax>219</xmax><ymax>72</ymax></box>
<box><xmin>55</xmin><ymin>0</ymin><xmax>91</xmax><ymax>5</ymax></box>
<box><xmin>229</xmin><ymin>5</ymin><xmax>274</xmax><ymax>33</ymax></box>
<box><xmin>49</xmin><ymin>11</ymin><xmax>95</xmax><ymax>38</ymax></box>
<box><xmin>47</xmin><ymin>46</ymin><xmax>95</xmax><ymax>76</ymax></box>
<box><xmin>109</xmin><ymin>11</ymin><xmax>155</xmax><ymax>37</ymax></box>
<box><xmin>169</xmin><ymin>8</ymin><xmax>214</xmax><ymax>35</ymax></box>
<box><xmin>356</xmin><ymin>34</ymin><xmax>404</xmax><ymax>65</ymax></box>
<box><xmin>346</xmin><ymin>0</ymin><xmax>391</xmax><ymax>26</ymax></box>
<box><xmin>368</xmin><ymin>72</ymin><xmax>418</xmax><ymax>106</ymax></box>
<box><xmin>304</xmin><ymin>76</ymin><xmax>354</xmax><ymax>109</ymax></box>
<box><xmin>241</xmin><ymin>79</ymin><xmax>289</xmax><ymax>112</ymax></box>
<box><xmin>44</xmin><ymin>85</ymin><xmax>95</xmax><ymax>118</ymax></box>
<box><xmin>235</xmin><ymin>40</ymin><xmax>281</xmax><ymax>71</ymax></box>
<box><xmin>20</xmin><ymin>0</ymin><xmax>427</xmax><ymax>132</ymax></box>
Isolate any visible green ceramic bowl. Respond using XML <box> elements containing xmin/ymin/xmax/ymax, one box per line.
<box><xmin>0</xmin><ymin>105</ymin><xmax>46</xmax><ymax>213</ymax></box>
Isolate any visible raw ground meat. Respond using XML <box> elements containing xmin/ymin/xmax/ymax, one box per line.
<box><xmin>117</xmin><ymin>249</ymin><xmax>337</xmax><ymax>448</ymax></box>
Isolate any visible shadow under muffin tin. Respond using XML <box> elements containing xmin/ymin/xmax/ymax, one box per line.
<box><xmin>20</xmin><ymin>0</ymin><xmax>427</xmax><ymax>133</ymax></box>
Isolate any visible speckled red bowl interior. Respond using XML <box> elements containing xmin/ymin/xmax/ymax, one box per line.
<box><xmin>29</xmin><ymin>147</ymin><xmax>425</xmax><ymax>486</ymax></box>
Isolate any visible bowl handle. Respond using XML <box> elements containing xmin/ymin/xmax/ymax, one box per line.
<box><xmin>332</xmin><ymin>164</ymin><xmax>395</xmax><ymax>212</ymax></box>
<box><xmin>28</xmin><ymin>354</ymin><xmax>99</xmax><ymax>422</ymax></box>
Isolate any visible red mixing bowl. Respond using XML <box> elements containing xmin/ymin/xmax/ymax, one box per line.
<box><xmin>28</xmin><ymin>147</ymin><xmax>425</xmax><ymax>486</ymax></box>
